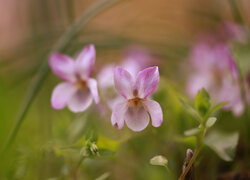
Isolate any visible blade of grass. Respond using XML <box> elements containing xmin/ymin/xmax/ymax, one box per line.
<box><xmin>2</xmin><ymin>0</ymin><xmax>123</xmax><ymax>153</ymax></box>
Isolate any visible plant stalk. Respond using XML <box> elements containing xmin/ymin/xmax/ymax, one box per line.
<box><xmin>1</xmin><ymin>0</ymin><xmax>123</xmax><ymax>154</ymax></box>
<box><xmin>179</xmin><ymin>127</ymin><xmax>205</xmax><ymax>180</ymax></box>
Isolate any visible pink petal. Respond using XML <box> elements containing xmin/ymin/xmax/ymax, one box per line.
<box><xmin>51</xmin><ymin>82</ymin><xmax>77</xmax><ymax>109</ymax></box>
<box><xmin>227</xmin><ymin>55</ymin><xmax>239</xmax><ymax>80</ymax></box>
<box><xmin>114</xmin><ymin>67</ymin><xmax>134</xmax><ymax>99</ymax></box>
<box><xmin>190</xmin><ymin>42</ymin><xmax>216</xmax><ymax>70</ymax></box>
<box><xmin>67</xmin><ymin>89</ymin><xmax>93</xmax><ymax>113</ymax></box>
<box><xmin>97</xmin><ymin>64</ymin><xmax>115</xmax><ymax>89</ymax></box>
<box><xmin>186</xmin><ymin>74</ymin><xmax>211</xmax><ymax>97</ymax></box>
<box><xmin>232</xmin><ymin>101</ymin><xmax>244</xmax><ymax>116</ymax></box>
<box><xmin>75</xmin><ymin>44</ymin><xmax>96</xmax><ymax>79</ymax></box>
<box><xmin>107</xmin><ymin>96</ymin><xmax>124</xmax><ymax>110</ymax></box>
<box><xmin>49</xmin><ymin>53</ymin><xmax>76</xmax><ymax>82</ymax></box>
<box><xmin>144</xmin><ymin>99</ymin><xmax>163</xmax><ymax>127</ymax></box>
<box><xmin>125</xmin><ymin>106</ymin><xmax>150</xmax><ymax>132</ymax></box>
<box><xmin>135</xmin><ymin>66</ymin><xmax>159</xmax><ymax>98</ymax></box>
<box><xmin>87</xmin><ymin>78</ymin><xmax>99</xmax><ymax>104</ymax></box>
<box><xmin>111</xmin><ymin>101</ymin><xmax>127</xmax><ymax>129</ymax></box>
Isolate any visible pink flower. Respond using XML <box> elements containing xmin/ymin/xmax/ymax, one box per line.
<box><xmin>218</xmin><ymin>21</ymin><xmax>248</xmax><ymax>43</ymax></box>
<box><xmin>111</xmin><ymin>66</ymin><xmax>163</xmax><ymax>131</ymax></box>
<box><xmin>49</xmin><ymin>44</ymin><xmax>99</xmax><ymax>112</ymax></box>
<box><xmin>98</xmin><ymin>46</ymin><xmax>159</xmax><ymax>111</ymax></box>
<box><xmin>97</xmin><ymin>64</ymin><xmax>121</xmax><ymax>110</ymax></box>
<box><xmin>187</xmin><ymin>42</ymin><xmax>244</xmax><ymax>115</ymax></box>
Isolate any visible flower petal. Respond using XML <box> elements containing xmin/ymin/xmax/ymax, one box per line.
<box><xmin>135</xmin><ymin>66</ymin><xmax>159</xmax><ymax>98</ymax></box>
<box><xmin>186</xmin><ymin>74</ymin><xmax>211</xmax><ymax>97</ymax></box>
<box><xmin>97</xmin><ymin>64</ymin><xmax>115</xmax><ymax>89</ymax></box>
<box><xmin>114</xmin><ymin>67</ymin><xmax>134</xmax><ymax>99</ymax></box>
<box><xmin>125</xmin><ymin>106</ymin><xmax>150</xmax><ymax>132</ymax></box>
<box><xmin>87</xmin><ymin>78</ymin><xmax>99</xmax><ymax>104</ymax></box>
<box><xmin>144</xmin><ymin>99</ymin><xmax>163</xmax><ymax>127</ymax></box>
<box><xmin>75</xmin><ymin>44</ymin><xmax>96</xmax><ymax>78</ymax></box>
<box><xmin>49</xmin><ymin>53</ymin><xmax>76</xmax><ymax>82</ymax></box>
<box><xmin>231</xmin><ymin>101</ymin><xmax>244</xmax><ymax>116</ymax></box>
<box><xmin>67</xmin><ymin>89</ymin><xmax>93</xmax><ymax>113</ymax></box>
<box><xmin>51</xmin><ymin>82</ymin><xmax>77</xmax><ymax>109</ymax></box>
<box><xmin>111</xmin><ymin>101</ymin><xmax>127</xmax><ymax>129</ymax></box>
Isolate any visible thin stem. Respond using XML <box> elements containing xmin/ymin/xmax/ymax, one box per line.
<box><xmin>1</xmin><ymin>0</ymin><xmax>123</xmax><ymax>154</ymax></box>
<box><xmin>71</xmin><ymin>156</ymin><xmax>86</xmax><ymax>180</ymax></box>
<box><xmin>237</xmin><ymin>65</ymin><xmax>250</xmax><ymax>164</ymax></box>
<box><xmin>165</xmin><ymin>165</ymin><xmax>175</xmax><ymax>180</ymax></box>
<box><xmin>178</xmin><ymin>146</ymin><xmax>200</xmax><ymax>180</ymax></box>
<box><xmin>179</xmin><ymin>127</ymin><xmax>205</xmax><ymax>180</ymax></box>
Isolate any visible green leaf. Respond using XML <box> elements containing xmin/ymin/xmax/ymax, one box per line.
<box><xmin>195</xmin><ymin>88</ymin><xmax>211</xmax><ymax>117</ymax></box>
<box><xmin>95</xmin><ymin>172</ymin><xmax>110</xmax><ymax>180</ymax></box>
<box><xmin>86</xmin><ymin>130</ymin><xmax>98</xmax><ymax>143</ymax></box>
<box><xmin>97</xmin><ymin>135</ymin><xmax>120</xmax><ymax>151</ymax></box>
<box><xmin>206</xmin><ymin>117</ymin><xmax>217</xmax><ymax>128</ymax></box>
<box><xmin>98</xmin><ymin>149</ymin><xmax>115</xmax><ymax>158</ymax></box>
<box><xmin>184</xmin><ymin>128</ymin><xmax>201</xmax><ymax>137</ymax></box>
<box><xmin>204</xmin><ymin>131</ymin><xmax>239</xmax><ymax>161</ymax></box>
<box><xmin>207</xmin><ymin>102</ymin><xmax>228</xmax><ymax>115</ymax></box>
<box><xmin>150</xmin><ymin>155</ymin><xmax>168</xmax><ymax>167</ymax></box>
<box><xmin>180</xmin><ymin>136</ymin><xmax>196</xmax><ymax>147</ymax></box>
<box><xmin>179</xmin><ymin>98</ymin><xmax>202</xmax><ymax>122</ymax></box>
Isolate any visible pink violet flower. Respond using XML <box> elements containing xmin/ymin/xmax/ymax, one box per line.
<box><xmin>187</xmin><ymin>42</ymin><xmax>244</xmax><ymax>115</ymax></box>
<box><xmin>49</xmin><ymin>44</ymin><xmax>99</xmax><ymax>113</ymax></box>
<box><xmin>98</xmin><ymin>47</ymin><xmax>159</xmax><ymax>111</ymax></box>
<box><xmin>111</xmin><ymin>66</ymin><xmax>163</xmax><ymax>131</ymax></box>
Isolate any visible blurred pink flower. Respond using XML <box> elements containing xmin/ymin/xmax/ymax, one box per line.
<box><xmin>218</xmin><ymin>21</ymin><xmax>248</xmax><ymax>43</ymax></box>
<box><xmin>187</xmin><ymin>42</ymin><xmax>244</xmax><ymax>115</ymax></box>
<box><xmin>111</xmin><ymin>66</ymin><xmax>163</xmax><ymax>132</ymax></box>
<box><xmin>97</xmin><ymin>64</ymin><xmax>120</xmax><ymax>110</ymax></box>
<box><xmin>244</xmin><ymin>72</ymin><xmax>250</xmax><ymax>104</ymax></box>
<box><xmin>49</xmin><ymin>44</ymin><xmax>99</xmax><ymax>113</ymax></box>
<box><xmin>194</xmin><ymin>22</ymin><xmax>247</xmax><ymax>47</ymax></box>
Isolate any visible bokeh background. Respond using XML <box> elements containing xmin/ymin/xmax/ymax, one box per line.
<box><xmin>0</xmin><ymin>0</ymin><xmax>249</xmax><ymax>179</ymax></box>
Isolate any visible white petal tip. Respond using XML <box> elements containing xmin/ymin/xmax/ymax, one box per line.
<box><xmin>152</xmin><ymin>120</ymin><xmax>163</xmax><ymax>127</ymax></box>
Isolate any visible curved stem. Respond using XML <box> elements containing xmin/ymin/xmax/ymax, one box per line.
<box><xmin>178</xmin><ymin>146</ymin><xmax>200</xmax><ymax>180</ymax></box>
<box><xmin>71</xmin><ymin>156</ymin><xmax>86</xmax><ymax>180</ymax></box>
<box><xmin>179</xmin><ymin>127</ymin><xmax>205</xmax><ymax>180</ymax></box>
<box><xmin>165</xmin><ymin>165</ymin><xmax>175</xmax><ymax>180</ymax></box>
<box><xmin>1</xmin><ymin>0</ymin><xmax>123</xmax><ymax>154</ymax></box>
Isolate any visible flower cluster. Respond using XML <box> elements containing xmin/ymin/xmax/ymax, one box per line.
<box><xmin>187</xmin><ymin>41</ymin><xmax>244</xmax><ymax>115</ymax></box>
<box><xmin>49</xmin><ymin>45</ymin><xmax>163</xmax><ymax>132</ymax></box>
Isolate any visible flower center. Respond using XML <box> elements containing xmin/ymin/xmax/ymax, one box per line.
<box><xmin>80</xmin><ymin>80</ymin><xmax>87</xmax><ymax>89</ymax></box>
<box><xmin>212</xmin><ymin>69</ymin><xmax>223</xmax><ymax>86</ymax></box>
<box><xmin>128</xmin><ymin>97</ymin><xmax>142</xmax><ymax>108</ymax></box>
<box><xmin>75</xmin><ymin>74</ymin><xmax>87</xmax><ymax>89</ymax></box>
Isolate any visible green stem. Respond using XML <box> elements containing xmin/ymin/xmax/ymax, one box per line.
<box><xmin>165</xmin><ymin>165</ymin><xmax>175</xmax><ymax>180</ymax></box>
<box><xmin>179</xmin><ymin>127</ymin><xmax>205</xmax><ymax>180</ymax></box>
<box><xmin>1</xmin><ymin>0</ymin><xmax>123</xmax><ymax>154</ymax></box>
<box><xmin>71</xmin><ymin>156</ymin><xmax>86</xmax><ymax>180</ymax></box>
